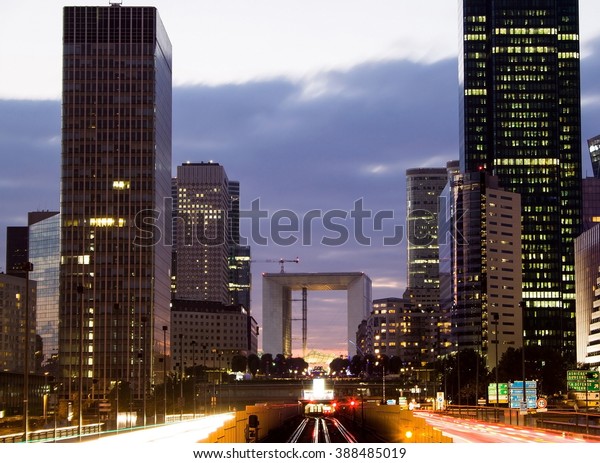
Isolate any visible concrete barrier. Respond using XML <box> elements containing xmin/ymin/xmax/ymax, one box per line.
<box><xmin>343</xmin><ymin>404</ymin><xmax>453</xmax><ymax>443</ymax></box>
<box><xmin>198</xmin><ymin>403</ymin><xmax>301</xmax><ymax>443</ymax></box>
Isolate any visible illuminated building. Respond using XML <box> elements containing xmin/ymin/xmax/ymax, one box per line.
<box><xmin>588</xmin><ymin>134</ymin><xmax>600</xmax><ymax>179</ymax></box>
<box><xmin>405</xmin><ymin>167</ymin><xmax>450</xmax><ymax>363</ymax></box>
<box><xmin>460</xmin><ymin>0</ymin><xmax>581</xmax><ymax>358</ymax></box>
<box><xmin>174</xmin><ymin>162</ymin><xmax>231</xmax><ymax>304</ymax></box>
<box><xmin>59</xmin><ymin>5</ymin><xmax>172</xmax><ymax>404</ymax></box>
<box><xmin>575</xmin><ymin>225</ymin><xmax>600</xmax><ymax>366</ymax></box>
<box><xmin>228</xmin><ymin>180</ymin><xmax>251</xmax><ymax>309</ymax></box>
<box><xmin>440</xmin><ymin>171</ymin><xmax>523</xmax><ymax>370</ymax></box>
<box><xmin>0</xmin><ymin>273</ymin><xmax>36</xmax><ymax>373</ymax></box>
<box><xmin>583</xmin><ymin>135</ymin><xmax>600</xmax><ymax>231</ymax></box>
<box><xmin>170</xmin><ymin>299</ymin><xmax>258</xmax><ymax>376</ymax></box>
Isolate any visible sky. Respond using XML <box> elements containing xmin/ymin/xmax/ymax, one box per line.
<box><xmin>1</xmin><ymin>0</ymin><xmax>600</xmax><ymax>359</ymax></box>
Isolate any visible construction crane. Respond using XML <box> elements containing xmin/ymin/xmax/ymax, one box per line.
<box><xmin>275</xmin><ymin>257</ymin><xmax>299</xmax><ymax>273</ymax></box>
<box><xmin>253</xmin><ymin>257</ymin><xmax>300</xmax><ymax>273</ymax></box>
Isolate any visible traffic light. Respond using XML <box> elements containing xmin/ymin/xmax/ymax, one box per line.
<box><xmin>249</xmin><ymin>414</ymin><xmax>259</xmax><ymax>428</ymax></box>
<box><xmin>350</xmin><ymin>400</ymin><xmax>356</xmax><ymax>407</ymax></box>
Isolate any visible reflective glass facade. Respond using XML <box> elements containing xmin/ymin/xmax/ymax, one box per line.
<box><xmin>60</xmin><ymin>6</ymin><xmax>172</xmax><ymax>401</ymax></box>
<box><xmin>460</xmin><ymin>0</ymin><xmax>581</xmax><ymax>358</ymax></box>
<box><xmin>29</xmin><ymin>212</ymin><xmax>60</xmax><ymax>365</ymax></box>
<box><xmin>588</xmin><ymin>134</ymin><xmax>600</xmax><ymax>179</ymax></box>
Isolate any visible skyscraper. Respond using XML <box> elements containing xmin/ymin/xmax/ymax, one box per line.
<box><xmin>174</xmin><ymin>162</ymin><xmax>231</xmax><ymax>304</ymax></box>
<box><xmin>588</xmin><ymin>134</ymin><xmax>600</xmax><ymax>179</ymax></box>
<box><xmin>228</xmin><ymin>180</ymin><xmax>251</xmax><ymax>309</ymax></box>
<box><xmin>460</xmin><ymin>0</ymin><xmax>582</xmax><ymax>358</ymax></box>
<box><xmin>29</xmin><ymin>211</ymin><xmax>60</xmax><ymax>367</ymax></box>
<box><xmin>440</xmin><ymin>171</ymin><xmax>523</xmax><ymax>370</ymax></box>
<box><xmin>60</xmin><ymin>5</ymin><xmax>172</xmax><ymax>407</ymax></box>
<box><xmin>575</xmin><ymin>225</ymin><xmax>600</xmax><ymax>366</ymax></box>
<box><xmin>405</xmin><ymin>167</ymin><xmax>449</xmax><ymax>364</ymax></box>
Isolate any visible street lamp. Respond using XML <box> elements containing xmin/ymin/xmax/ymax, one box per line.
<box><xmin>162</xmin><ymin>325</ymin><xmax>168</xmax><ymax>422</ymax></box>
<box><xmin>140</xmin><ymin>315</ymin><xmax>148</xmax><ymax>427</ymax></box>
<box><xmin>519</xmin><ymin>300</ymin><xmax>526</xmax><ymax>422</ymax></box>
<box><xmin>191</xmin><ymin>340</ymin><xmax>197</xmax><ymax>418</ymax></box>
<box><xmin>492</xmin><ymin>312</ymin><xmax>499</xmax><ymax>413</ymax></box>
<box><xmin>77</xmin><ymin>284</ymin><xmax>85</xmax><ymax>441</ymax></box>
<box><xmin>179</xmin><ymin>333</ymin><xmax>184</xmax><ymax>421</ymax></box>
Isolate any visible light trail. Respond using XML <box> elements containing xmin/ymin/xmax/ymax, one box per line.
<box><xmin>81</xmin><ymin>413</ymin><xmax>235</xmax><ymax>445</ymax></box>
<box><xmin>415</xmin><ymin>411</ymin><xmax>595</xmax><ymax>443</ymax></box>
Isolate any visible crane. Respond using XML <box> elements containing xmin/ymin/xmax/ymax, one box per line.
<box><xmin>274</xmin><ymin>257</ymin><xmax>299</xmax><ymax>273</ymax></box>
<box><xmin>252</xmin><ymin>257</ymin><xmax>300</xmax><ymax>273</ymax></box>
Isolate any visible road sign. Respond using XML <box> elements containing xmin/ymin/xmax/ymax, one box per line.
<box><xmin>537</xmin><ymin>397</ymin><xmax>547</xmax><ymax>409</ymax></box>
<box><xmin>509</xmin><ymin>381</ymin><xmax>537</xmax><ymax>409</ymax></box>
<box><xmin>487</xmin><ymin>383</ymin><xmax>509</xmax><ymax>404</ymax></box>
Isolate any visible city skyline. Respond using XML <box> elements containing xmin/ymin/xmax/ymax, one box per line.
<box><xmin>2</xmin><ymin>1</ymin><xmax>600</xmax><ymax>356</ymax></box>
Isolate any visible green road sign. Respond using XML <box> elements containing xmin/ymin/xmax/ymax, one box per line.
<box><xmin>567</xmin><ymin>371</ymin><xmax>600</xmax><ymax>391</ymax></box>
<box><xmin>488</xmin><ymin>383</ymin><xmax>509</xmax><ymax>403</ymax></box>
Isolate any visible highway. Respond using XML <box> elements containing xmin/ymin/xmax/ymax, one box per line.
<box><xmin>415</xmin><ymin>410</ymin><xmax>596</xmax><ymax>443</ymax></box>
<box><xmin>80</xmin><ymin>413</ymin><xmax>235</xmax><ymax>445</ymax></box>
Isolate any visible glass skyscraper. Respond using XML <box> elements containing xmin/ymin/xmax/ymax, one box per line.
<box><xmin>460</xmin><ymin>0</ymin><xmax>582</xmax><ymax>359</ymax></box>
<box><xmin>60</xmin><ymin>5</ymin><xmax>172</xmax><ymax>406</ymax></box>
<box><xmin>405</xmin><ymin>167</ymin><xmax>450</xmax><ymax>364</ymax></box>
<box><xmin>29</xmin><ymin>212</ymin><xmax>60</xmax><ymax>367</ymax></box>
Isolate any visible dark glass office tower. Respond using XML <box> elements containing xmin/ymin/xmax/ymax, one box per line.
<box><xmin>60</xmin><ymin>5</ymin><xmax>172</xmax><ymax>409</ymax></box>
<box><xmin>460</xmin><ymin>0</ymin><xmax>581</xmax><ymax>359</ymax></box>
<box><xmin>588</xmin><ymin>134</ymin><xmax>600</xmax><ymax>179</ymax></box>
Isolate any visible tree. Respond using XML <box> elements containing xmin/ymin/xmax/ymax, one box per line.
<box><xmin>329</xmin><ymin>357</ymin><xmax>349</xmax><ymax>376</ymax></box>
<box><xmin>388</xmin><ymin>356</ymin><xmax>403</xmax><ymax>374</ymax></box>
<box><xmin>496</xmin><ymin>346</ymin><xmax>568</xmax><ymax>395</ymax></box>
<box><xmin>260</xmin><ymin>353</ymin><xmax>273</xmax><ymax>376</ymax></box>
<box><xmin>273</xmin><ymin>354</ymin><xmax>288</xmax><ymax>376</ymax></box>
<box><xmin>247</xmin><ymin>354</ymin><xmax>260</xmax><ymax>377</ymax></box>
<box><xmin>434</xmin><ymin>349</ymin><xmax>489</xmax><ymax>405</ymax></box>
<box><xmin>288</xmin><ymin>357</ymin><xmax>308</xmax><ymax>376</ymax></box>
<box><xmin>231</xmin><ymin>354</ymin><xmax>247</xmax><ymax>373</ymax></box>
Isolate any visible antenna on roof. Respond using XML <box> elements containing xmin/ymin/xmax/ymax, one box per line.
<box><xmin>109</xmin><ymin>1</ymin><xmax>123</xmax><ymax>6</ymax></box>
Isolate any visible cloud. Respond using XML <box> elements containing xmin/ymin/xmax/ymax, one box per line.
<box><xmin>3</xmin><ymin>35</ymin><xmax>600</xmax><ymax>351</ymax></box>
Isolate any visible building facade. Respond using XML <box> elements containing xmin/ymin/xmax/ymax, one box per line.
<box><xmin>170</xmin><ymin>299</ymin><xmax>258</xmax><ymax>374</ymax></box>
<box><xmin>0</xmin><ymin>273</ymin><xmax>36</xmax><ymax>373</ymax></box>
<box><xmin>588</xmin><ymin>134</ymin><xmax>600</xmax><ymax>179</ymax></box>
<box><xmin>5</xmin><ymin>227</ymin><xmax>28</xmax><ymax>276</ymax></box>
<box><xmin>440</xmin><ymin>171</ymin><xmax>523</xmax><ymax>370</ymax></box>
<box><xmin>60</xmin><ymin>5</ymin><xmax>172</xmax><ymax>403</ymax></box>
<box><xmin>575</xmin><ymin>225</ymin><xmax>600</xmax><ymax>365</ymax></box>
<box><xmin>173</xmin><ymin>162</ymin><xmax>231</xmax><ymax>305</ymax></box>
<box><xmin>28</xmin><ymin>212</ymin><xmax>60</xmax><ymax>367</ymax></box>
<box><xmin>405</xmin><ymin>167</ymin><xmax>452</xmax><ymax>363</ymax></box>
<box><xmin>460</xmin><ymin>0</ymin><xmax>581</xmax><ymax>358</ymax></box>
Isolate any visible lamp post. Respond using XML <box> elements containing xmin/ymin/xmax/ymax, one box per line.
<box><xmin>162</xmin><ymin>325</ymin><xmax>168</xmax><ymax>422</ymax></box>
<box><xmin>201</xmin><ymin>344</ymin><xmax>208</xmax><ymax>414</ymax></box>
<box><xmin>43</xmin><ymin>372</ymin><xmax>49</xmax><ymax>426</ymax></box>
<box><xmin>141</xmin><ymin>315</ymin><xmax>147</xmax><ymax>427</ymax></box>
<box><xmin>519</xmin><ymin>300</ymin><xmax>526</xmax><ymax>424</ymax></box>
<box><xmin>21</xmin><ymin>262</ymin><xmax>33</xmax><ymax>442</ymax></box>
<box><xmin>179</xmin><ymin>333</ymin><xmax>184</xmax><ymax>421</ymax></box>
<box><xmin>77</xmin><ymin>284</ymin><xmax>85</xmax><ymax>441</ymax></box>
<box><xmin>191</xmin><ymin>340</ymin><xmax>197</xmax><ymax>418</ymax></box>
<box><xmin>493</xmin><ymin>312</ymin><xmax>499</xmax><ymax>415</ymax></box>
